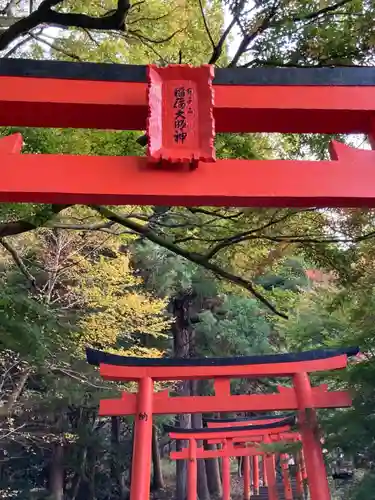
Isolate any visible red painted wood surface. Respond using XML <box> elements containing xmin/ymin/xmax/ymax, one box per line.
<box><xmin>281</xmin><ymin>454</ymin><xmax>293</xmax><ymax>500</ymax></box>
<box><xmin>222</xmin><ymin>454</ymin><xmax>231</xmax><ymax>500</ymax></box>
<box><xmin>99</xmin><ymin>388</ymin><xmax>352</xmax><ymax>416</ymax></box>
<box><xmin>0</xmin><ymin>132</ymin><xmax>23</xmax><ymax>153</ymax></box>
<box><xmin>253</xmin><ymin>456</ymin><xmax>260</xmax><ymax>495</ymax></box>
<box><xmin>264</xmin><ymin>451</ymin><xmax>278</xmax><ymax>500</ymax></box>
<box><xmin>147</xmin><ymin>65</ymin><xmax>215</xmax><ymax>162</ymax></box>
<box><xmin>243</xmin><ymin>455</ymin><xmax>251</xmax><ymax>500</ymax></box>
<box><xmin>1</xmin><ymin>76</ymin><xmax>375</xmax><ymax>134</ymax></box>
<box><xmin>99</xmin><ymin>354</ymin><xmax>348</xmax><ymax>381</ymax></box>
<box><xmin>207</xmin><ymin>432</ymin><xmax>301</xmax><ymax>445</ymax></box>
<box><xmin>187</xmin><ymin>439</ymin><xmax>197</xmax><ymax>500</ymax></box>
<box><xmin>294</xmin><ymin>372</ymin><xmax>331</xmax><ymax>500</ymax></box>
<box><xmin>171</xmin><ymin>445</ymin><xmax>264</xmax><ymax>460</ymax></box>
<box><xmin>1</xmin><ymin>136</ymin><xmax>374</xmax><ymax>207</ymax></box>
<box><xmin>130</xmin><ymin>377</ymin><xmax>153</xmax><ymax>500</ymax></box>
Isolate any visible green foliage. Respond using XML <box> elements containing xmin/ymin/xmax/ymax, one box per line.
<box><xmin>0</xmin><ymin>272</ymin><xmax>70</xmax><ymax>363</ymax></box>
<box><xmin>234</xmin><ymin>0</ymin><xmax>375</xmax><ymax>67</ymax></box>
<box><xmin>196</xmin><ymin>294</ymin><xmax>272</xmax><ymax>356</ymax></box>
<box><xmin>350</xmin><ymin>474</ymin><xmax>375</xmax><ymax>500</ymax></box>
<box><xmin>260</xmin><ymin>440</ymin><xmax>302</xmax><ymax>456</ymax></box>
<box><xmin>72</xmin><ymin>252</ymin><xmax>170</xmax><ymax>354</ymax></box>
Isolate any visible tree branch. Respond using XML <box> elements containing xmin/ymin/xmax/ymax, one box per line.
<box><xmin>198</xmin><ymin>0</ymin><xmax>215</xmax><ymax>50</ymax></box>
<box><xmin>204</xmin><ymin>209</ymin><xmax>316</xmax><ymax>259</ymax></box>
<box><xmin>228</xmin><ymin>0</ymin><xmax>355</xmax><ymax>68</ymax></box>
<box><xmin>0</xmin><ymin>368</ymin><xmax>31</xmax><ymax>418</ymax></box>
<box><xmin>228</xmin><ymin>0</ymin><xmax>281</xmax><ymax>67</ymax></box>
<box><xmin>29</xmin><ymin>32</ymin><xmax>83</xmax><ymax>61</ymax></box>
<box><xmin>189</xmin><ymin>208</ymin><xmax>245</xmax><ymax>220</ymax></box>
<box><xmin>0</xmin><ymin>0</ymin><xmax>131</xmax><ymax>50</ymax></box>
<box><xmin>286</xmin><ymin>0</ymin><xmax>354</xmax><ymax>24</ymax></box>
<box><xmin>0</xmin><ymin>204</ymin><xmax>71</xmax><ymax>238</ymax></box>
<box><xmin>92</xmin><ymin>205</ymin><xmax>288</xmax><ymax>319</ymax></box>
<box><xmin>51</xmin><ymin>221</ymin><xmax>116</xmax><ymax>231</ymax></box>
<box><xmin>0</xmin><ymin>237</ymin><xmax>37</xmax><ymax>287</ymax></box>
<box><xmin>209</xmin><ymin>13</ymin><xmax>237</xmax><ymax>65</ymax></box>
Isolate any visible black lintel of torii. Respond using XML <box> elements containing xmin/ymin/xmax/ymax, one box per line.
<box><xmin>1</xmin><ymin>58</ymin><xmax>375</xmax><ymax>86</ymax></box>
<box><xmin>203</xmin><ymin>414</ymin><xmax>295</xmax><ymax>424</ymax></box>
<box><xmin>164</xmin><ymin>416</ymin><xmax>296</xmax><ymax>436</ymax></box>
<box><xmin>85</xmin><ymin>346</ymin><xmax>359</xmax><ymax>368</ymax></box>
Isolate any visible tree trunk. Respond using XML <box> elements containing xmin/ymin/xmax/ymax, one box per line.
<box><xmin>191</xmin><ymin>381</ymin><xmax>210</xmax><ymax>500</ymax></box>
<box><xmin>152</xmin><ymin>425</ymin><xmax>165</xmax><ymax>490</ymax></box>
<box><xmin>0</xmin><ymin>367</ymin><xmax>31</xmax><ymax>417</ymax></box>
<box><xmin>172</xmin><ymin>291</ymin><xmax>195</xmax><ymax>500</ymax></box>
<box><xmin>204</xmin><ymin>441</ymin><xmax>222</xmax><ymax>497</ymax></box>
<box><xmin>111</xmin><ymin>416</ymin><xmax>128</xmax><ymax>500</ymax></box>
<box><xmin>175</xmin><ymin>385</ymin><xmax>191</xmax><ymax>500</ymax></box>
<box><xmin>49</xmin><ymin>443</ymin><xmax>64</xmax><ymax>500</ymax></box>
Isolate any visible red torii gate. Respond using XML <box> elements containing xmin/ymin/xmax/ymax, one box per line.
<box><xmin>166</xmin><ymin>417</ymin><xmax>296</xmax><ymax>500</ymax></box>
<box><xmin>204</xmin><ymin>415</ymin><xmax>297</xmax><ymax>497</ymax></box>
<box><xmin>0</xmin><ymin>59</ymin><xmax>375</xmax><ymax>206</ymax></box>
<box><xmin>0</xmin><ymin>58</ymin><xmax>364</xmax><ymax>500</ymax></box>
<box><xmin>204</xmin><ymin>415</ymin><xmax>305</xmax><ymax>499</ymax></box>
<box><xmin>86</xmin><ymin>346</ymin><xmax>358</xmax><ymax>500</ymax></box>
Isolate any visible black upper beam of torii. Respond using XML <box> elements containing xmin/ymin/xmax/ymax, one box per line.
<box><xmin>1</xmin><ymin>58</ymin><xmax>375</xmax><ymax>86</ymax></box>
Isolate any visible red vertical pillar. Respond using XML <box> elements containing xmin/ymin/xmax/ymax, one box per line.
<box><xmin>295</xmin><ymin>454</ymin><xmax>304</xmax><ymax>499</ymax></box>
<box><xmin>293</xmin><ymin>372</ymin><xmax>331</xmax><ymax>500</ymax></box>
<box><xmin>262</xmin><ymin>456</ymin><xmax>268</xmax><ymax>486</ymax></box>
<box><xmin>252</xmin><ymin>455</ymin><xmax>260</xmax><ymax>494</ymax></box>
<box><xmin>243</xmin><ymin>455</ymin><xmax>250</xmax><ymax>500</ymax></box>
<box><xmin>222</xmin><ymin>441</ymin><xmax>231</xmax><ymax>500</ymax></box>
<box><xmin>264</xmin><ymin>454</ymin><xmax>278</xmax><ymax>500</ymax></box>
<box><xmin>281</xmin><ymin>454</ymin><xmax>293</xmax><ymax>500</ymax></box>
<box><xmin>187</xmin><ymin>439</ymin><xmax>197</xmax><ymax>500</ymax></box>
<box><xmin>130</xmin><ymin>377</ymin><xmax>154</xmax><ymax>500</ymax></box>
<box><xmin>300</xmin><ymin>449</ymin><xmax>307</xmax><ymax>481</ymax></box>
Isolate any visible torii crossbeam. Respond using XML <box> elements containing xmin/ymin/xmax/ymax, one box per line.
<box><xmin>2</xmin><ymin>59</ymin><xmax>375</xmax><ymax>207</ymax></box>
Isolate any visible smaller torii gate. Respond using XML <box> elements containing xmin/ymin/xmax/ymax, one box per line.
<box><xmin>204</xmin><ymin>415</ymin><xmax>299</xmax><ymax>497</ymax></box>
<box><xmin>166</xmin><ymin>417</ymin><xmax>298</xmax><ymax>500</ymax></box>
<box><xmin>204</xmin><ymin>415</ymin><xmax>306</xmax><ymax>499</ymax></box>
<box><xmin>204</xmin><ymin>433</ymin><xmax>306</xmax><ymax>499</ymax></box>
<box><xmin>86</xmin><ymin>346</ymin><xmax>358</xmax><ymax>500</ymax></box>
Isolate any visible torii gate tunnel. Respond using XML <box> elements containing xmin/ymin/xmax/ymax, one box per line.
<box><xmin>166</xmin><ymin>416</ymin><xmax>300</xmax><ymax>500</ymax></box>
<box><xmin>202</xmin><ymin>415</ymin><xmax>305</xmax><ymax>500</ymax></box>
<box><xmin>1</xmin><ymin>59</ymin><xmax>375</xmax><ymax>206</ymax></box>
<box><xmin>87</xmin><ymin>346</ymin><xmax>358</xmax><ymax>500</ymax></box>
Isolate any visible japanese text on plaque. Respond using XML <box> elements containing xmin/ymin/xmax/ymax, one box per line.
<box><xmin>173</xmin><ymin>86</ymin><xmax>193</xmax><ymax>144</ymax></box>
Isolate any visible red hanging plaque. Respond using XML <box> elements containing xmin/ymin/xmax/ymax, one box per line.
<box><xmin>147</xmin><ymin>64</ymin><xmax>215</xmax><ymax>164</ymax></box>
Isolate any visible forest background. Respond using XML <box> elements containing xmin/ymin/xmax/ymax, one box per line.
<box><xmin>0</xmin><ymin>1</ymin><xmax>375</xmax><ymax>499</ymax></box>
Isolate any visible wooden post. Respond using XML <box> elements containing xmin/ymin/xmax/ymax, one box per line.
<box><xmin>295</xmin><ymin>452</ymin><xmax>304</xmax><ymax>499</ymax></box>
<box><xmin>293</xmin><ymin>372</ymin><xmax>331</xmax><ymax>500</ymax></box>
<box><xmin>252</xmin><ymin>455</ymin><xmax>259</xmax><ymax>494</ymax></box>
<box><xmin>300</xmin><ymin>449</ymin><xmax>307</xmax><ymax>481</ymax></box>
<box><xmin>130</xmin><ymin>377</ymin><xmax>154</xmax><ymax>500</ymax></box>
<box><xmin>187</xmin><ymin>439</ymin><xmax>198</xmax><ymax>500</ymax></box>
<box><xmin>281</xmin><ymin>454</ymin><xmax>293</xmax><ymax>500</ymax></box>
<box><xmin>243</xmin><ymin>455</ymin><xmax>250</xmax><ymax>500</ymax></box>
<box><xmin>264</xmin><ymin>454</ymin><xmax>278</xmax><ymax>500</ymax></box>
<box><xmin>262</xmin><ymin>456</ymin><xmax>268</xmax><ymax>486</ymax></box>
<box><xmin>222</xmin><ymin>441</ymin><xmax>231</xmax><ymax>500</ymax></box>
